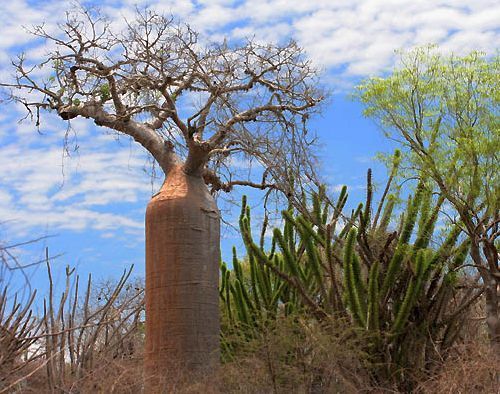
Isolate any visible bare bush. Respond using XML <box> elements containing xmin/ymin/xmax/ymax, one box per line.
<box><xmin>0</xmin><ymin>287</ymin><xmax>43</xmax><ymax>392</ymax></box>
<box><xmin>416</xmin><ymin>341</ymin><xmax>499</xmax><ymax>394</ymax></box>
<box><xmin>35</xmin><ymin>261</ymin><xmax>143</xmax><ymax>393</ymax></box>
<box><xmin>0</xmin><ymin>247</ymin><xmax>144</xmax><ymax>393</ymax></box>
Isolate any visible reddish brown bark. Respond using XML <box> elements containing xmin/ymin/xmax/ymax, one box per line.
<box><xmin>144</xmin><ymin>165</ymin><xmax>220</xmax><ymax>391</ymax></box>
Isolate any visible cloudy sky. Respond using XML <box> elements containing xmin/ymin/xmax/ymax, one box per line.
<box><xmin>1</xmin><ymin>0</ymin><xmax>498</xmax><ymax>292</ymax></box>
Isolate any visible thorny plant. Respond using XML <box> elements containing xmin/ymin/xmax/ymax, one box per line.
<box><xmin>0</xmin><ymin>248</ymin><xmax>143</xmax><ymax>394</ymax></box>
<box><xmin>221</xmin><ymin>154</ymin><xmax>485</xmax><ymax>391</ymax></box>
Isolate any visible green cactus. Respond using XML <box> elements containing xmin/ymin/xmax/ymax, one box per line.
<box><xmin>221</xmin><ymin>170</ymin><xmax>479</xmax><ymax>389</ymax></box>
<box><xmin>367</xmin><ymin>261</ymin><xmax>380</xmax><ymax>331</ymax></box>
<box><xmin>343</xmin><ymin>229</ymin><xmax>367</xmax><ymax>326</ymax></box>
<box><xmin>378</xmin><ymin>194</ymin><xmax>396</xmax><ymax>234</ymax></box>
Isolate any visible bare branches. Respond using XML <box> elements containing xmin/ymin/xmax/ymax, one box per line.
<box><xmin>40</xmin><ymin>257</ymin><xmax>144</xmax><ymax>391</ymax></box>
<box><xmin>203</xmin><ymin>168</ymin><xmax>278</xmax><ymax>194</ymax></box>
<box><xmin>1</xmin><ymin>6</ymin><xmax>323</xmax><ymax>186</ymax></box>
<box><xmin>0</xmin><ymin>287</ymin><xmax>43</xmax><ymax>388</ymax></box>
<box><xmin>0</xmin><ymin>247</ymin><xmax>145</xmax><ymax>392</ymax></box>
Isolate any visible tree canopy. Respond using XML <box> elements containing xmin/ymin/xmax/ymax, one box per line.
<box><xmin>1</xmin><ymin>8</ymin><xmax>324</xmax><ymax>197</ymax></box>
<box><xmin>358</xmin><ymin>47</ymin><xmax>498</xmax><ymax>214</ymax></box>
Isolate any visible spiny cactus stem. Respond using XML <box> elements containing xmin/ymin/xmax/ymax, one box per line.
<box><xmin>243</xmin><ymin>228</ymin><xmax>327</xmax><ymax>320</ymax></box>
<box><xmin>373</xmin><ymin>150</ymin><xmax>401</xmax><ymax>228</ymax></box>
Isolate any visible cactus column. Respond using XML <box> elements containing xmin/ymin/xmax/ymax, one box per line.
<box><xmin>144</xmin><ymin>165</ymin><xmax>220</xmax><ymax>392</ymax></box>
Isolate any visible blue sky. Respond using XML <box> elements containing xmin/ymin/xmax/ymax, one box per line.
<box><xmin>0</xmin><ymin>0</ymin><xmax>499</xmax><ymax>297</ymax></box>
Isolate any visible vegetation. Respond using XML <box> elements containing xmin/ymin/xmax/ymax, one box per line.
<box><xmin>357</xmin><ymin>47</ymin><xmax>499</xmax><ymax>353</ymax></box>
<box><xmin>2</xmin><ymin>164</ymin><xmax>498</xmax><ymax>392</ymax></box>
<box><xmin>221</xmin><ymin>159</ymin><xmax>485</xmax><ymax>391</ymax></box>
<box><xmin>0</xmin><ymin>10</ymin><xmax>497</xmax><ymax>392</ymax></box>
<box><xmin>0</xmin><ymin>255</ymin><xmax>144</xmax><ymax>393</ymax></box>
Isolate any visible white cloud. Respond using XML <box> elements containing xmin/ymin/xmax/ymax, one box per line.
<box><xmin>2</xmin><ymin>0</ymin><xmax>498</xmax><ymax>82</ymax></box>
<box><xmin>286</xmin><ymin>1</ymin><xmax>499</xmax><ymax>77</ymax></box>
<box><xmin>0</xmin><ymin>188</ymin><xmax>12</xmax><ymax>207</ymax></box>
<box><xmin>0</xmin><ymin>117</ymin><xmax>152</xmax><ymax>236</ymax></box>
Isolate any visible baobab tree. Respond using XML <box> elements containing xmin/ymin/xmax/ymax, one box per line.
<box><xmin>0</xmin><ymin>8</ymin><xmax>323</xmax><ymax>390</ymax></box>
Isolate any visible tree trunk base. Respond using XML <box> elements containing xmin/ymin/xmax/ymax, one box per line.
<box><xmin>144</xmin><ymin>166</ymin><xmax>220</xmax><ymax>393</ymax></box>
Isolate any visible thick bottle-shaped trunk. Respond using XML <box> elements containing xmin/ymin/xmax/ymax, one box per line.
<box><xmin>144</xmin><ymin>165</ymin><xmax>220</xmax><ymax>391</ymax></box>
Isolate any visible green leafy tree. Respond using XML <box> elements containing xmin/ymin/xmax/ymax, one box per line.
<box><xmin>356</xmin><ymin>47</ymin><xmax>499</xmax><ymax>353</ymax></box>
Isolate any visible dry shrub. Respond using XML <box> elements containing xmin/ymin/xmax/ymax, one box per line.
<box><xmin>414</xmin><ymin>294</ymin><xmax>498</xmax><ymax>394</ymax></box>
<box><xmin>1</xmin><ymin>261</ymin><xmax>145</xmax><ymax>394</ymax></box>
<box><xmin>212</xmin><ymin>314</ymin><xmax>371</xmax><ymax>393</ymax></box>
<box><xmin>144</xmin><ymin>365</ymin><xmax>222</xmax><ymax>394</ymax></box>
<box><xmin>66</xmin><ymin>355</ymin><xmax>143</xmax><ymax>394</ymax></box>
<box><xmin>19</xmin><ymin>353</ymin><xmax>143</xmax><ymax>394</ymax></box>
<box><xmin>0</xmin><ymin>291</ymin><xmax>44</xmax><ymax>393</ymax></box>
<box><xmin>416</xmin><ymin>340</ymin><xmax>499</xmax><ymax>394</ymax></box>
